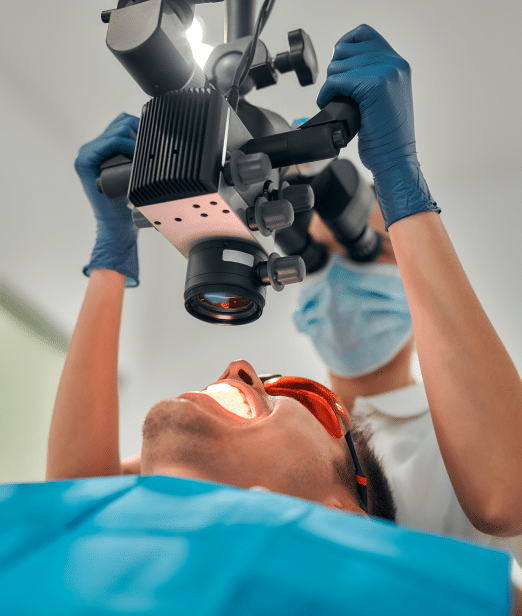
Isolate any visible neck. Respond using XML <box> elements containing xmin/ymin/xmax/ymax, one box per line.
<box><xmin>328</xmin><ymin>338</ymin><xmax>416</xmax><ymax>412</ymax></box>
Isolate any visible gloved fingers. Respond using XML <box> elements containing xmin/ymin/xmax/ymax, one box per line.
<box><xmin>103</xmin><ymin>113</ymin><xmax>140</xmax><ymax>140</ymax></box>
<box><xmin>317</xmin><ymin>56</ymin><xmax>411</xmax><ymax>110</ymax></box>
<box><xmin>333</xmin><ymin>24</ymin><xmax>399</xmax><ymax>55</ymax></box>
<box><xmin>317</xmin><ymin>24</ymin><xmax>409</xmax><ymax>110</ymax></box>
<box><xmin>329</xmin><ymin>41</ymin><xmax>397</xmax><ymax>69</ymax></box>
<box><xmin>317</xmin><ymin>73</ymin><xmax>379</xmax><ymax>110</ymax></box>
<box><xmin>75</xmin><ymin>135</ymin><xmax>137</xmax><ymax>178</ymax></box>
<box><xmin>317</xmin><ymin>74</ymin><xmax>354</xmax><ymax>109</ymax></box>
<box><xmin>326</xmin><ymin>48</ymin><xmax>409</xmax><ymax>79</ymax></box>
<box><xmin>75</xmin><ymin>113</ymin><xmax>139</xmax><ymax>175</ymax></box>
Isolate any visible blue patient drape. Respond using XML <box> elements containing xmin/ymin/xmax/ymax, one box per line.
<box><xmin>0</xmin><ymin>475</ymin><xmax>511</xmax><ymax>615</ymax></box>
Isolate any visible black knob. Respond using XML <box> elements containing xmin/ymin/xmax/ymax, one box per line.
<box><xmin>273</xmin><ymin>29</ymin><xmax>318</xmax><ymax>87</ymax></box>
<box><xmin>132</xmin><ymin>209</ymin><xmax>154</xmax><ymax>229</ymax></box>
<box><xmin>258</xmin><ymin>253</ymin><xmax>306</xmax><ymax>291</ymax></box>
<box><xmin>246</xmin><ymin>197</ymin><xmax>294</xmax><ymax>237</ymax></box>
<box><xmin>271</xmin><ymin>255</ymin><xmax>306</xmax><ymax>286</ymax></box>
<box><xmin>237</xmin><ymin>152</ymin><xmax>272</xmax><ymax>185</ymax></box>
<box><xmin>225</xmin><ymin>151</ymin><xmax>272</xmax><ymax>191</ymax></box>
<box><xmin>259</xmin><ymin>199</ymin><xmax>294</xmax><ymax>232</ymax></box>
<box><xmin>280</xmin><ymin>183</ymin><xmax>314</xmax><ymax>213</ymax></box>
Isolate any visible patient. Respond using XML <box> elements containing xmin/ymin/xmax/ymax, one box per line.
<box><xmin>139</xmin><ymin>359</ymin><xmax>397</xmax><ymax>521</ymax></box>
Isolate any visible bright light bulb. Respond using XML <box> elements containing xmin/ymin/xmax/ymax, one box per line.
<box><xmin>187</xmin><ymin>18</ymin><xmax>214</xmax><ymax>69</ymax></box>
<box><xmin>186</xmin><ymin>18</ymin><xmax>203</xmax><ymax>45</ymax></box>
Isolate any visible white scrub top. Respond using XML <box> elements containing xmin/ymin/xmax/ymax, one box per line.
<box><xmin>351</xmin><ymin>382</ymin><xmax>522</xmax><ymax>588</ymax></box>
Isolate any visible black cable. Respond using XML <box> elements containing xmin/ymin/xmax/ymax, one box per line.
<box><xmin>235</xmin><ymin>0</ymin><xmax>275</xmax><ymax>88</ymax></box>
<box><xmin>227</xmin><ymin>0</ymin><xmax>276</xmax><ymax>111</ymax></box>
<box><xmin>227</xmin><ymin>0</ymin><xmax>274</xmax><ymax>108</ymax></box>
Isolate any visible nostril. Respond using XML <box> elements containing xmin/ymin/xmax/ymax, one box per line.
<box><xmin>238</xmin><ymin>369</ymin><xmax>253</xmax><ymax>386</ymax></box>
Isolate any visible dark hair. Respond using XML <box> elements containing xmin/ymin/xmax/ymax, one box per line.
<box><xmin>334</xmin><ymin>425</ymin><xmax>397</xmax><ymax>523</ymax></box>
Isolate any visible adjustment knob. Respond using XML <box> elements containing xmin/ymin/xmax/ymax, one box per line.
<box><xmin>273</xmin><ymin>29</ymin><xmax>318</xmax><ymax>86</ymax></box>
<box><xmin>280</xmin><ymin>182</ymin><xmax>314</xmax><ymax>213</ymax></box>
<box><xmin>272</xmin><ymin>255</ymin><xmax>306</xmax><ymax>286</ymax></box>
<box><xmin>132</xmin><ymin>209</ymin><xmax>154</xmax><ymax>228</ymax></box>
<box><xmin>259</xmin><ymin>198</ymin><xmax>294</xmax><ymax>232</ymax></box>
<box><xmin>238</xmin><ymin>152</ymin><xmax>272</xmax><ymax>185</ymax></box>
<box><xmin>247</xmin><ymin>197</ymin><xmax>294</xmax><ymax>237</ymax></box>
<box><xmin>258</xmin><ymin>252</ymin><xmax>306</xmax><ymax>291</ymax></box>
<box><xmin>226</xmin><ymin>150</ymin><xmax>272</xmax><ymax>191</ymax></box>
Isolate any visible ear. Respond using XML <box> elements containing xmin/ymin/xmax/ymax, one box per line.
<box><xmin>120</xmin><ymin>451</ymin><xmax>141</xmax><ymax>475</ymax></box>
<box><xmin>321</xmin><ymin>495</ymin><xmax>368</xmax><ymax>516</ymax></box>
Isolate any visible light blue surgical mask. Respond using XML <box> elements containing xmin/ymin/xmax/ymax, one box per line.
<box><xmin>293</xmin><ymin>254</ymin><xmax>413</xmax><ymax>377</ymax></box>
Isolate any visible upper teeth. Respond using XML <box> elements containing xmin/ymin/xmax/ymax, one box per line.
<box><xmin>203</xmin><ymin>383</ymin><xmax>254</xmax><ymax>418</ymax></box>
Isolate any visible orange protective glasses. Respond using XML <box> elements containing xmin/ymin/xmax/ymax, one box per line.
<box><xmin>260</xmin><ymin>375</ymin><xmax>368</xmax><ymax>512</ymax></box>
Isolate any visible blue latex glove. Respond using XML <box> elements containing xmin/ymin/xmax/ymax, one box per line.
<box><xmin>75</xmin><ymin>113</ymin><xmax>140</xmax><ymax>287</ymax></box>
<box><xmin>317</xmin><ymin>24</ymin><xmax>440</xmax><ymax>231</ymax></box>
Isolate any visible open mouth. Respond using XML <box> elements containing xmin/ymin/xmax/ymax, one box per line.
<box><xmin>202</xmin><ymin>383</ymin><xmax>256</xmax><ymax>419</ymax></box>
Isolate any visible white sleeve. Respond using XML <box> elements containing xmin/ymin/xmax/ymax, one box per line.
<box><xmin>351</xmin><ymin>394</ymin><xmax>480</xmax><ymax>540</ymax></box>
<box><xmin>352</xmin><ymin>390</ymin><xmax>522</xmax><ymax>585</ymax></box>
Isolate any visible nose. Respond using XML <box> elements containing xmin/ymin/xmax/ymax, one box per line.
<box><xmin>218</xmin><ymin>360</ymin><xmax>267</xmax><ymax>396</ymax></box>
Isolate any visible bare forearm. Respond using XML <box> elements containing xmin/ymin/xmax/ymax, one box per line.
<box><xmin>46</xmin><ymin>269</ymin><xmax>126</xmax><ymax>480</ymax></box>
<box><xmin>389</xmin><ymin>212</ymin><xmax>522</xmax><ymax>535</ymax></box>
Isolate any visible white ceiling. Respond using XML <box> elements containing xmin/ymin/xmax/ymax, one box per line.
<box><xmin>1</xmin><ymin>0</ymin><xmax>521</xmax><ymax>456</ymax></box>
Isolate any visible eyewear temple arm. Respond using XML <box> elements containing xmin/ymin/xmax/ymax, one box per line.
<box><xmin>346</xmin><ymin>430</ymin><xmax>368</xmax><ymax>512</ymax></box>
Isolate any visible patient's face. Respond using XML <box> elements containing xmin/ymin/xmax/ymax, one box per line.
<box><xmin>141</xmin><ymin>360</ymin><xmax>366</xmax><ymax>514</ymax></box>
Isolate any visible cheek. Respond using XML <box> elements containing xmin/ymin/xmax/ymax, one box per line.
<box><xmin>247</xmin><ymin>423</ymin><xmax>335</xmax><ymax>498</ymax></box>
<box><xmin>259</xmin><ymin>398</ymin><xmax>338</xmax><ymax>462</ymax></box>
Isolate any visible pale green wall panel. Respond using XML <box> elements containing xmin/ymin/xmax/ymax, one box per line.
<box><xmin>0</xmin><ymin>313</ymin><xmax>66</xmax><ymax>483</ymax></box>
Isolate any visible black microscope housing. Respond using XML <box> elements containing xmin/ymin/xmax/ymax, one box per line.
<box><xmin>97</xmin><ymin>0</ymin><xmax>381</xmax><ymax>324</ymax></box>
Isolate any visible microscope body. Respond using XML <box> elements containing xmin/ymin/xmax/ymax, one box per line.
<box><xmin>97</xmin><ymin>0</ymin><xmax>377</xmax><ymax>324</ymax></box>
<box><xmin>128</xmin><ymin>87</ymin><xmax>276</xmax><ymax>260</ymax></box>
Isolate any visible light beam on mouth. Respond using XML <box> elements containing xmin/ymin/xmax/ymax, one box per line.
<box><xmin>202</xmin><ymin>383</ymin><xmax>255</xmax><ymax>418</ymax></box>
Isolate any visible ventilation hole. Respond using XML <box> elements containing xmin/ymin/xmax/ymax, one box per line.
<box><xmin>193</xmin><ymin>204</ymin><xmax>201</xmax><ymax>208</ymax></box>
<box><xmin>154</xmin><ymin>221</ymin><xmax>161</xmax><ymax>225</ymax></box>
<box><xmin>222</xmin><ymin>209</ymin><xmax>230</xmax><ymax>214</ymax></box>
<box><xmin>200</xmin><ymin>213</ymin><xmax>208</xmax><ymax>217</ymax></box>
<box><xmin>210</xmin><ymin>201</ymin><xmax>217</xmax><ymax>205</ymax></box>
<box><xmin>174</xmin><ymin>218</ymin><xmax>182</xmax><ymax>222</ymax></box>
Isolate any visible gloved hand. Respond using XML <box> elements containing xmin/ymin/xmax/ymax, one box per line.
<box><xmin>75</xmin><ymin>113</ymin><xmax>140</xmax><ymax>287</ymax></box>
<box><xmin>317</xmin><ymin>24</ymin><xmax>440</xmax><ymax>231</ymax></box>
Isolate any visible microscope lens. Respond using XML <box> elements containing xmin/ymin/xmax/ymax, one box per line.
<box><xmin>198</xmin><ymin>293</ymin><xmax>252</xmax><ymax>311</ymax></box>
